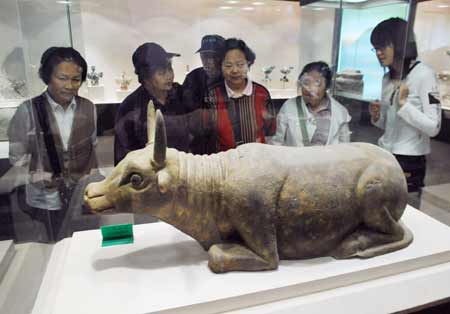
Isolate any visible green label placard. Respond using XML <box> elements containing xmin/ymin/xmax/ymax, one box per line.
<box><xmin>101</xmin><ymin>224</ymin><xmax>134</xmax><ymax>247</ymax></box>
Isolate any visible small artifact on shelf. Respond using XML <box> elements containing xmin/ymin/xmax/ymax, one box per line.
<box><xmin>280</xmin><ymin>66</ymin><xmax>294</xmax><ymax>83</ymax></box>
<box><xmin>437</xmin><ymin>71</ymin><xmax>450</xmax><ymax>82</ymax></box>
<box><xmin>437</xmin><ymin>71</ymin><xmax>450</xmax><ymax>109</ymax></box>
<box><xmin>115</xmin><ymin>71</ymin><xmax>132</xmax><ymax>91</ymax></box>
<box><xmin>335</xmin><ymin>69</ymin><xmax>364</xmax><ymax>96</ymax></box>
<box><xmin>87</xmin><ymin>65</ymin><xmax>103</xmax><ymax>86</ymax></box>
<box><xmin>85</xmin><ymin>101</ymin><xmax>413</xmax><ymax>274</ymax></box>
<box><xmin>262</xmin><ymin>66</ymin><xmax>275</xmax><ymax>82</ymax></box>
<box><xmin>0</xmin><ymin>74</ymin><xmax>27</xmax><ymax>99</ymax></box>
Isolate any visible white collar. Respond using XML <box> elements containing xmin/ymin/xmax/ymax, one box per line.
<box><xmin>225</xmin><ymin>79</ymin><xmax>253</xmax><ymax>98</ymax></box>
<box><xmin>46</xmin><ymin>91</ymin><xmax>76</xmax><ymax>111</ymax></box>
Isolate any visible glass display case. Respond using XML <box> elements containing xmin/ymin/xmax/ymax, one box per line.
<box><xmin>1</xmin><ymin>0</ymin><xmax>450</xmax><ymax>313</ymax></box>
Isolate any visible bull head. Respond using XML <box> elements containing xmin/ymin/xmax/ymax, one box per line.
<box><xmin>84</xmin><ymin>102</ymin><xmax>174</xmax><ymax>215</ymax></box>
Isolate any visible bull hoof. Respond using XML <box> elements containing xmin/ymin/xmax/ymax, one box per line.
<box><xmin>207</xmin><ymin>243</ymin><xmax>277</xmax><ymax>272</ymax></box>
<box><xmin>208</xmin><ymin>245</ymin><xmax>228</xmax><ymax>273</ymax></box>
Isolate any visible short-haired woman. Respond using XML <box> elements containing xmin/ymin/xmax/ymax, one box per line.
<box><xmin>8</xmin><ymin>47</ymin><xmax>98</xmax><ymax>242</ymax></box>
<box><xmin>270</xmin><ymin>61</ymin><xmax>351</xmax><ymax>146</ymax></box>
<box><xmin>368</xmin><ymin>18</ymin><xmax>441</xmax><ymax>197</ymax></box>
<box><xmin>201</xmin><ymin>38</ymin><xmax>276</xmax><ymax>153</ymax></box>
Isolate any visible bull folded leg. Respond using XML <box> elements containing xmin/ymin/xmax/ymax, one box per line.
<box><xmin>208</xmin><ymin>190</ymin><xmax>279</xmax><ymax>273</ymax></box>
<box><xmin>208</xmin><ymin>243</ymin><xmax>277</xmax><ymax>273</ymax></box>
<box><xmin>208</xmin><ymin>220</ymin><xmax>279</xmax><ymax>273</ymax></box>
<box><xmin>332</xmin><ymin>164</ymin><xmax>412</xmax><ymax>259</ymax></box>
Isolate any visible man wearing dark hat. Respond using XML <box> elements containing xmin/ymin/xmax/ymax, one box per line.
<box><xmin>182</xmin><ymin>34</ymin><xmax>225</xmax><ymax>154</ymax></box>
<box><xmin>114</xmin><ymin>42</ymin><xmax>189</xmax><ymax>165</ymax></box>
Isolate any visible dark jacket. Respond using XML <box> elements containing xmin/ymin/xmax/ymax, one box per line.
<box><xmin>182</xmin><ymin>68</ymin><xmax>223</xmax><ymax>154</ymax></box>
<box><xmin>114</xmin><ymin>83</ymin><xmax>190</xmax><ymax>165</ymax></box>
<box><xmin>182</xmin><ymin>67</ymin><xmax>223</xmax><ymax>111</ymax></box>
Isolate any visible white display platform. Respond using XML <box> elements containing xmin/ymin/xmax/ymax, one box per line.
<box><xmin>33</xmin><ymin>207</ymin><xmax>450</xmax><ymax>314</ymax></box>
<box><xmin>0</xmin><ymin>142</ymin><xmax>9</xmax><ymax>159</ymax></box>
<box><xmin>0</xmin><ymin>240</ymin><xmax>15</xmax><ymax>282</ymax></box>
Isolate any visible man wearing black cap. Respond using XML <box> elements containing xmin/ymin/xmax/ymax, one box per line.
<box><xmin>182</xmin><ymin>34</ymin><xmax>225</xmax><ymax>154</ymax></box>
<box><xmin>114</xmin><ymin>42</ymin><xmax>189</xmax><ymax>165</ymax></box>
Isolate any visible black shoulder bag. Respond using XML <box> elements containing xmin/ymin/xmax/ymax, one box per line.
<box><xmin>32</xmin><ymin>98</ymin><xmax>73</xmax><ymax>208</ymax></box>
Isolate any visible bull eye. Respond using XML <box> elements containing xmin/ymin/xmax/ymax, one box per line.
<box><xmin>130</xmin><ymin>173</ymin><xmax>144</xmax><ymax>188</ymax></box>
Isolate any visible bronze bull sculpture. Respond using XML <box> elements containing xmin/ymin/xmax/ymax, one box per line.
<box><xmin>85</xmin><ymin>106</ymin><xmax>412</xmax><ymax>273</ymax></box>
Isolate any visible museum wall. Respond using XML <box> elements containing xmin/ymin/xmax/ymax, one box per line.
<box><xmin>415</xmin><ymin>1</ymin><xmax>450</xmax><ymax>71</ymax></box>
<box><xmin>415</xmin><ymin>1</ymin><xmax>450</xmax><ymax>109</ymax></box>
<box><xmin>74</xmin><ymin>0</ymin><xmax>332</xmax><ymax>102</ymax></box>
<box><xmin>1</xmin><ymin>0</ymin><xmax>72</xmax><ymax>100</ymax></box>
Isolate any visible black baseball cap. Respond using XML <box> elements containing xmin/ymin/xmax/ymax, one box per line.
<box><xmin>132</xmin><ymin>42</ymin><xmax>180</xmax><ymax>71</ymax></box>
<box><xmin>196</xmin><ymin>35</ymin><xmax>225</xmax><ymax>53</ymax></box>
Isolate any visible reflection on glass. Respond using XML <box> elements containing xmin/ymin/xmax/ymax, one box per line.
<box><xmin>337</xmin><ymin>3</ymin><xmax>409</xmax><ymax>99</ymax></box>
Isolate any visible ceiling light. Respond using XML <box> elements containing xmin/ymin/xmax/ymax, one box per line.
<box><xmin>242</xmin><ymin>6</ymin><xmax>255</xmax><ymax>11</ymax></box>
<box><xmin>437</xmin><ymin>4</ymin><xmax>449</xmax><ymax>8</ymax></box>
<box><xmin>226</xmin><ymin>0</ymin><xmax>240</xmax><ymax>3</ymax></box>
<box><xmin>219</xmin><ymin>6</ymin><xmax>233</xmax><ymax>10</ymax></box>
<box><xmin>252</xmin><ymin>1</ymin><xmax>265</xmax><ymax>5</ymax></box>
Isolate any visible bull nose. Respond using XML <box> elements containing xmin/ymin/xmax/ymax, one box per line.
<box><xmin>84</xmin><ymin>194</ymin><xmax>113</xmax><ymax>213</ymax></box>
<box><xmin>85</xmin><ymin>181</ymin><xmax>107</xmax><ymax>198</ymax></box>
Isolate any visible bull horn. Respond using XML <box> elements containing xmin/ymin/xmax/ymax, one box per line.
<box><xmin>153</xmin><ymin>110</ymin><xmax>167</xmax><ymax>168</ymax></box>
<box><xmin>146</xmin><ymin>100</ymin><xmax>156</xmax><ymax>145</ymax></box>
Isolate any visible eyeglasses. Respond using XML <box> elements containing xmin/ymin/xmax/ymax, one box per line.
<box><xmin>298</xmin><ymin>77</ymin><xmax>323</xmax><ymax>87</ymax></box>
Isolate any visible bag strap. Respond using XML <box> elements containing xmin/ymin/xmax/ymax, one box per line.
<box><xmin>406</xmin><ymin>61</ymin><xmax>421</xmax><ymax>77</ymax></box>
<box><xmin>295</xmin><ymin>96</ymin><xmax>311</xmax><ymax>147</ymax></box>
<box><xmin>32</xmin><ymin>96</ymin><xmax>63</xmax><ymax>176</ymax></box>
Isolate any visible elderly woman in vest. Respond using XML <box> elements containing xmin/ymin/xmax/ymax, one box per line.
<box><xmin>270</xmin><ymin>61</ymin><xmax>351</xmax><ymax>146</ymax></box>
<box><xmin>8</xmin><ymin>47</ymin><xmax>98</xmax><ymax>242</ymax></box>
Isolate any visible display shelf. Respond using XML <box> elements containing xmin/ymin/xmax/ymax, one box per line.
<box><xmin>267</xmin><ymin>89</ymin><xmax>297</xmax><ymax>100</ymax></box>
<box><xmin>0</xmin><ymin>99</ymin><xmax>25</xmax><ymax>109</ymax></box>
<box><xmin>87</xmin><ymin>85</ymin><xmax>105</xmax><ymax>102</ymax></box>
<box><xmin>31</xmin><ymin>207</ymin><xmax>450</xmax><ymax>314</ymax></box>
<box><xmin>334</xmin><ymin>91</ymin><xmax>376</xmax><ymax>103</ymax></box>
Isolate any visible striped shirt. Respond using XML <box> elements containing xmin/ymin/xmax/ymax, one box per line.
<box><xmin>205</xmin><ymin>81</ymin><xmax>276</xmax><ymax>153</ymax></box>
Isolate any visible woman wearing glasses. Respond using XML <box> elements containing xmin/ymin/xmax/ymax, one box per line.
<box><xmin>368</xmin><ymin>18</ymin><xmax>441</xmax><ymax>199</ymax></box>
<box><xmin>201</xmin><ymin>38</ymin><xmax>276</xmax><ymax>153</ymax></box>
<box><xmin>270</xmin><ymin>61</ymin><xmax>351</xmax><ymax>146</ymax></box>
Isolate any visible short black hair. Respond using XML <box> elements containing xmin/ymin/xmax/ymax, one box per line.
<box><xmin>38</xmin><ymin>47</ymin><xmax>88</xmax><ymax>85</ymax></box>
<box><xmin>299</xmin><ymin>61</ymin><xmax>332</xmax><ymax>89</ymax></box>
<box><xmin>370</xmin><ymin>18</ymin><xmax>418</xmax><ymax>78</ymax></box>
<box><xmin>218</xmin><ymin>38</ymin><xmax>256</xmax><ymax>67</ymax></box>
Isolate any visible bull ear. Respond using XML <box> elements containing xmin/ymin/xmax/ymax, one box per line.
<box><xmin>152</xmin><ymin>110</ymin><xmax>167</xmax><ymax>168</ymax></box>
<box><xmin>157</xmin><ymin>169</ymin><xmax>171</xmax><ymax>194</ymax></box>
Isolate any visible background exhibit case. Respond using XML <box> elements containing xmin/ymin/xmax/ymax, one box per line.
<box><xmin>1</xmin><ymin>0</ymin><xmax>450</xmax><ymax>313</ymax></box>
